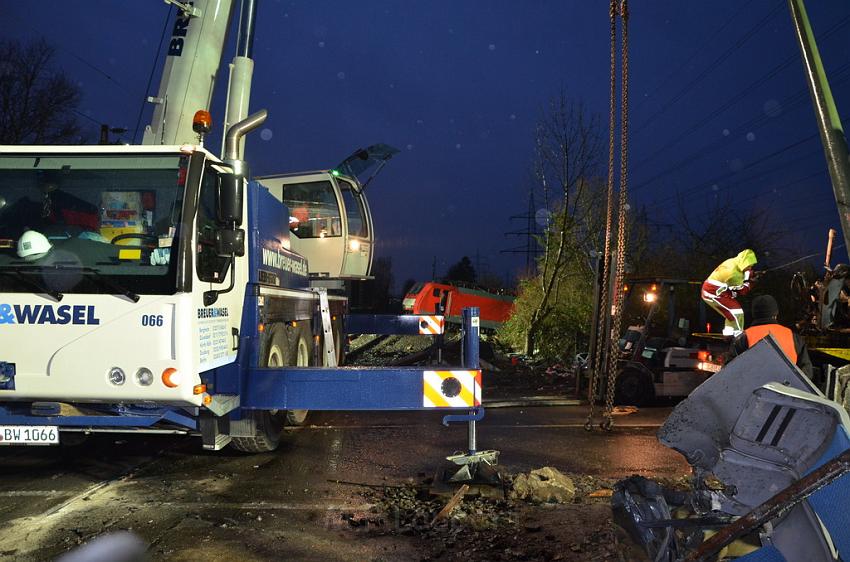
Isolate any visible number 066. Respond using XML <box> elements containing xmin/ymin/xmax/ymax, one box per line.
<box><xmin>141</xmin><ymin>314</ymin><xmax>164</xmax><ymax>327</ymax></box>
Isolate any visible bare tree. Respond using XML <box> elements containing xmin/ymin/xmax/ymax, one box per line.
<box><xmin>0</xmin><ymin>39</ymin><xmax>82</xmax><ymax>145</ymax></box>
<box><xmin>632</xmin><ymin>194</ymin><xmax>792</xmax><ymax>279</ymax></box>
<box><xmin>523</xmin><ymin>93</ymin><xmax>605</xmax><ymax>355</ymax></box>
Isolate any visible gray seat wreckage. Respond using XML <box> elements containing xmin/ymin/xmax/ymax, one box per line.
<box><xmin>613</xmin><ymin>336</ymin><xmax>850</xmax><ymax>561</ymax></box>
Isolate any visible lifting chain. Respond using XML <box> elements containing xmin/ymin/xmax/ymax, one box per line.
<box><xmin>586</xmin><ymin>0</ymin><xmax>629</xmax><ymax>432</ymax></box>
<box><xmin>585</xmin><ymin>0</ymin><xmax>619</xmax><ymax>432</ymax></box>
<box><xmin>602</xmin><ymin>0</ymin><xmax>629</xmax><ymax>431</ymax></box>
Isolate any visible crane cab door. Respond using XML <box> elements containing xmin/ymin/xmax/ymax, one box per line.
<box><xmin>331</xmin><ymin>143</ymin><xmax>397</xmax><ymax>278</ymax></box>
<box><xmin>335</xmin><ymin>176</ymin><xmax>373</xmax><ymax>278</ymax></box>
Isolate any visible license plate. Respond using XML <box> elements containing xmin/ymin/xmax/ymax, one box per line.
<box><xmin>0</xmin><ymin>425</ymin><xmax>59</xmax><ymax>445</ymax></box>
<box><xmin>698</xmin><ymin>362</ymin><xmax>722</xmax><ymax>373</ymax></box>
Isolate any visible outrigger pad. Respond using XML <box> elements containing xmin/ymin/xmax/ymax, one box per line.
<box><xmin>657</xmin><ymin>336</ymin><xmax>819</xmax><ymax>471</ymax></box>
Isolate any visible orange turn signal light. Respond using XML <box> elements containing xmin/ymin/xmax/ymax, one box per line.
<box><xmin>203</xmin><ymin>395</ymin><xmax>212</xmax><ymax>405</ymax></box>
<box><xmin>162</xmin><ymin>367</ymin><xmax>181</xmax><ymax>388</ymax></box>
<box><xmin>193</xmin><ymin>384</ymin><xmax>207</xmax><ymax>395</ymax></box>
<box><xmin>192</xmin><ymin>110</ymin><xmax>212</xmax><ymax>134</ymax></box>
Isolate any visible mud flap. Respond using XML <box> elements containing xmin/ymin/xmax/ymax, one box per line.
<box><xmin>200</xmin><ymin>411</ymin><xmax>231</xmax><ymax>451</ymax></box>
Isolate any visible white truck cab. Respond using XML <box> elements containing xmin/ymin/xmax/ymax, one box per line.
<box><xmin>0</xmin><ymin>144</ymin><xmax>249</xmax><ymax>408</ymax></box>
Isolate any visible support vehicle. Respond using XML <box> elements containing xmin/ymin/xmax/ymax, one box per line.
<box><xmin>614</xmin><ymin>278</ymin><xmax>724</xmax><ymax>405</ymax></box>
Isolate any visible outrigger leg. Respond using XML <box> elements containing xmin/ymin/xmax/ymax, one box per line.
<box><xmin>440</xmin><ymin>308</ymin><xmax>501</xmax><ymax>486</ymax></box>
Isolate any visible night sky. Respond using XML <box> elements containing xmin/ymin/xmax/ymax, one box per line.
<box><xmin>4</xmin><ymin>1</ymin><xmax>850</xmax><ymax>289</ymax></box>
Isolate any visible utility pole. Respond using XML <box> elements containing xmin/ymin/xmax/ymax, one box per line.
<box><xmin>99</xmin><ymin>125</ymin><xmax>129</xmax><ymax>145</ymax></box>
<box><xmin>502</xmin><ymin>189</ymin><xmax>543</xmax><ymax>276</ymax></box>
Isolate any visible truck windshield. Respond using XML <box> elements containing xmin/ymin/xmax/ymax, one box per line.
<box><xmin>0</xmin><ymin>153</ymin><xmax>187</xmax><ymax>296</ymax></box>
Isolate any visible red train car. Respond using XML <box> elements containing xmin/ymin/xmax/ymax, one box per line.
<box><xmin>402</xmin><ymin>281</ymin><xmax>515</xmax><ymax>329</ymax></box>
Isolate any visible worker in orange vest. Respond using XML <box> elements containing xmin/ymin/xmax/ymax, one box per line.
<box><xmin>729</xmin><ymin>294</ymin><xmax>813</xmax><ymax>378</ymax></box>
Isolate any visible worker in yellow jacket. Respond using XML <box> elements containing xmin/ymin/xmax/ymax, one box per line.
<box><xmin>701</xmin><ymin>249</ymin><xmax>758</xmax><ymax>336</ymax></box>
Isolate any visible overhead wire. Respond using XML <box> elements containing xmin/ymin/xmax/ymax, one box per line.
<box><xmin>630</xmin><ymin>0</ymin><xmax>755</xmax><ymax>115</ymax></box>
<box><xmin>648</xmin><ymin>131</ymin><xmax>826</xmax><ymax>208</ymax></box>
<box><xmin>633</xmin><ymin>1</ymin><xmax>785</xmax><ymax>135</ymax></box>
<box><xmin>5</xmin><ymin>10</ymin><xmax>134</xmax><ymax>100</ymax></box>
<box><xmin>734</xmin><ymin>168</ymin><xmax>826</xmax><ymax>207</ymax></box>
<box><xmin>642</xmin><ymin>108</ymin><xmax>850</xmax><ymax>213</ymax></box>
<box><xmin>632</xmin><ymin>13</ymin><xmax>850</xmax><ymax>174</ymax></box>
<box><xmin>762</xmin><ymin>244</ymin><xmax>845</xmax><ymax>272</ymax></box>
<box><xmin>133</xmin><ymin>5</ymin><xmax>174</xmax><ymax>143</ymax></box>
<box><xmin>71</xmin><ymin>108</ymin><xmax>107</xmax><ymax>126</ymax></box>
<box><xmin>633</xmin><ymin>63</ymin><xmax>850</xmax><ymax>195</ymax></box>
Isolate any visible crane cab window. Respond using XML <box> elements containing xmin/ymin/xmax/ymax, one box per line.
<box><xmin>337</xmin><ymin>178</ymin><xmax>368</xmax><ymax>238</ymax></box>
<box><xmin>282</xmin><ymin>181</ymin><xmax>342</xmax><ymax>239</ymax></box>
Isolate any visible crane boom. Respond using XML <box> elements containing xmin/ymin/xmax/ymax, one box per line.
<box><xmin>142</xmin><ymin>0</ymin><xmax>235</xmax><ymax>146</ymax></box>
<box><xmin>788</xmin><ymin>0</ymin><xmax>850</xmax><ymax>259</ymax></box>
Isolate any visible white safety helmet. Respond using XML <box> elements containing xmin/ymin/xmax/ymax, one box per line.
<box><xmin>17</xmin><ymin>230</ymin><xmax>52</xmax><ymax>261</ymax></box>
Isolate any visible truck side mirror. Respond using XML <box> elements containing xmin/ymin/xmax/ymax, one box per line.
<box><xmin>215</xmin><ymin>229</ymin><xmax>245</xmax><ymax>257</ymax></box>
<box><xmin>217</xmin><ymin>173</ymin><xmax>244</xmax><ymax>226</ymax></box>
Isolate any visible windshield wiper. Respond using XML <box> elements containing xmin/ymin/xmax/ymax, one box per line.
<box><xmin>0</xmin><ymin>269</ymin><xmax>63</xmax><ymax>301</ymax></box>
<box><xmin>11</xmin><ymin>265</ymin><xmax>140</xmax><ymax>303</ymax></box>
<box><xmin>76</xmin><ymin>267</ymin><xmax>140</xmax><ymax>303</ymax></box>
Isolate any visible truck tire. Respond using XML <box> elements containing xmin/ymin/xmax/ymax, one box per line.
<box><xmin>230</xmin><ymin>326</ymin><xmax>289</xmax><ymax>452</ymax></box>
<box><xmin>614</xmin><ymin>369</ymin><xmax>655</xmax><ymax>407</ymax></box>
<box><xmin>284</xmin><ymin>324</ymin><xmax>311</xmax><ymax>426</ymax></box>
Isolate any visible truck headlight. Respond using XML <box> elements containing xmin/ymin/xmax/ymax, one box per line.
<box><xmin>135</xmin><ymin>368</ymin><xmax>154</xmax><ymax>386</ymax></box>
<box><xmin>108</xmin><ymin>367</ymin><xmax>126</xmax><ymax>386</ymax></box>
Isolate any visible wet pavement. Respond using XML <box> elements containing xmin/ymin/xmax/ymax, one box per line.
<box><xmin>0</xmin><ymin>406</ymin><xmax>687</xmax><ymax>561</ymax></box>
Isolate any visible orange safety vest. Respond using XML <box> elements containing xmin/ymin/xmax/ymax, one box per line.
<box><xmin>745</xmin><ymin>324</ymin><xmax>798</xmax><ymax>363</ymax></box>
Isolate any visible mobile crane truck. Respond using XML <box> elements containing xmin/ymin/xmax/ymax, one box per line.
<box><xmin>0</xmin><ymin>0</ymin><xmax>486</xmax><ymax>458</ymax></box>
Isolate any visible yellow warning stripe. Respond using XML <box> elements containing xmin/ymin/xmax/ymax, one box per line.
<box><xmin>419</xmin><ymin>315</ymin><xmax>444</xmax><ymax>334</ymax></box>
<box><xmin>423</xmin><ymin>382</ymin><xmax>450</xmax><ymax>407</ymax></box>
<box><xmin>811</xmin><ymin>348</ymin><xmax>850</xmax><ymax>361</ymax></box>
<box><xmin>423</xmin><ymin>370</ymin><xmax>482</xmax><ymax>408</ymax></box>
<box><xmin>458</xmin><ymin>381</ymin><xmax>475</xmax><ymax>406</ymax></box>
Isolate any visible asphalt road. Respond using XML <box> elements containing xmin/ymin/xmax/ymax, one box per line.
<box><xmin>0</xmin><ymin>406</ymin><xmax>687</xmax><ymax>561</ymax></box>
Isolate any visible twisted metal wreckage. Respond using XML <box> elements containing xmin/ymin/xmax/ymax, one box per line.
<box><xmin>613</xmin><ymin>336</ymin><xmax>850</xmax><ymax>561</ymax></box>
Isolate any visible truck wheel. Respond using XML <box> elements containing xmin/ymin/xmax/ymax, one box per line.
<box><xmin>230</xmin><ymin>327</ymin><xmax>289</xmax><ymax>452</ymax></box>
<box><xmin>284</xmin><ymin>325</ymin><xmax>311</xmax><ymax>426</ymax></box>
<box><xmin>229</xmin><ymin>410</ymin><xmax>285</xmax><ymax>453</ymax></box>
<box><xmin>614</xmin><ymin>370</ymin><xmax>655</xmax><ymax>407</ymax></box>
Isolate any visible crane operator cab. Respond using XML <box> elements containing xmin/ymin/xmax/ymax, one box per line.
<box><xmin>257</xmin><ymin>144</ymin><xmax>398</xmax><ymax>280</ymax></box>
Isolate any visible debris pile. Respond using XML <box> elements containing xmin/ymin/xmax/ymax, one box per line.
<box><xmin>509</xmin><ymin>467</ymin><xmax>576</xmax><ymax>504</ymax></box>
<box><xmin>346</xmin><ymin>333</ymin><xmax>461</xmax><ymax>366</ymax></box>
<box><xmin>353</xmin><ymin>482</ymin><xmax>514</xmax><ymax>534</ymax></box>
<box><xmin>344</xmin><ymin>468</ymin><xmax>652</xmax><ymax>561</ymax></box>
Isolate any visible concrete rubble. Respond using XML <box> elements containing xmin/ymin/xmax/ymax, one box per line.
<box><xmin>510</xmin><ymin>467</ymin><xmax>576</xmax><ymax>504</ymax></box>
